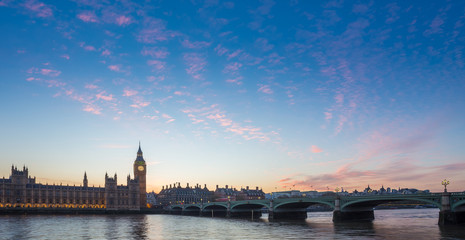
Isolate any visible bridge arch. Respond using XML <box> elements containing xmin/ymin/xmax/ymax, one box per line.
<box><xmin>231</xmin><ymin>201</ymin><xmax>269</xmax><ymax>210</ymax></box>
<box><xmin>452</xmin><ymin>199</ymin><xmax>465</xmax><ymax>211</ymax></box>
<box><xmin>274</xmin><ymin>199</ymin><xmax>335</xmax><ymax>210</ymax></box>
<box><xmin>185</xmin><ymin>205</ymin><xmax>201</xmax><ymax>210</ymax></box>
<box><xmin>341</xmin><ymin>197</ymin><xmax>441</xmax><ymax>211</ymax></box>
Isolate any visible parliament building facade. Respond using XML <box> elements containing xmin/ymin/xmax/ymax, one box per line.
<box><xmin>0</xmin><ymin>145</ymin><xmax>147</xmax><ymax>211</ymax></box>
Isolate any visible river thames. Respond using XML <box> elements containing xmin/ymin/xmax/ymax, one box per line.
<box><xmin>1</xmin><ymin>209</ymin><xmax>464</xmax><ymax>239</ymax></box>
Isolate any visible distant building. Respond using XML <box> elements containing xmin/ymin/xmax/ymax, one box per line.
<box><xmin>0</xmin><ymin>144</ymin><xmax>148</xmax><ymax>211</ymax></box>
<box><xmin>238</xmin><ymin>186</ymin><xmax>265</xmax><ymax>200</ymax></box>
<box><xmin>157</xmin><ymin>183</ymin><xmax>212</xmax><ymax>205</ymax></box>
<box><xmin>272</xmin><ymin>190</ymin><xmax>302</xmax><ymax>198</ymax></box>
<box><xmin>146</xmin><ymin>191</ymin><xmax>157</xmax><ymax>207</ymax></box>
<box><xmin>214</xmin><ymin>185</ymin><xmax>238</xmax><ymax>201</ymax></box>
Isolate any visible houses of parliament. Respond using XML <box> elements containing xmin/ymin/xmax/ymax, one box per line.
<box><xmin>0</xmin><ymin>144</ymin><xmax>147</xmax><ymax>211</ymax></box>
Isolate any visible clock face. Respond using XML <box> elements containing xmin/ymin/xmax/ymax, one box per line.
<box><xmin>138</xmin><ymin>166</ymin><xmax>144</xmax><ymax>171</ymax></box>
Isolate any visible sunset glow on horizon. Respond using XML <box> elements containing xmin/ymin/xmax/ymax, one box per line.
<box><xmin>1</xmin><ymin>0</ymin><xmax>465</xmax><ymax>193</ymax></box>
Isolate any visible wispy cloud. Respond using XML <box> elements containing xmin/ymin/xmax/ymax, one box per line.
<box><xmin>115</xmin><ymin>15</ymin><xmax>132</xmax><ymax>26</ymax></box>
<box><xmin>225</xmin><ymin>76</ymin><xmax>243</xmax><ymax>85</ymax></box>
<box><xmin>79</xmin><ymin>42</ymin><xmax>96</xmax><ymax>51</ymax></box>
<box><xmin>182</xmin><ymin>104</ymin><xmax>279</xmax><ymax>142</ymax></box>
<box><xmin>141</xmin><ymin>47</ymin><xmax>169</xmax><ymax>58</ymax></box>
<box><xmin>257</xmin><ymin>84</ymin><xmax>273</xmax><ymax>94</ymax></box>
<box><xmin>23</xmin><ymin>0</ymin><xmax>52</xmax><ymax>18</ymax></box>
<box><xmin>183</xmin><ymin>53</ymin><xmax>207</xmax><ymax>80</ymax></box>
<box><xmin>85</xmin><ymin>84</ymin><xmax>98</xmax><ymax>89</ymax></box>
<box><xmin>147</xmin><ymin>60</ymin><xmax>166</xmax><ymax>72</ymax></box>
<box><xmin>83</xmin><ymin>105</ymin><xmax>102</xmax><ymax>115</ymax></box>
<box><xmin>77</xmin><ymin>11</ymin><xmax>98</xmax><ymax>23</ymax></box>
<box><xmin>181</xmin><ymin>39</ymin><xmax>211</xmax><ymax>49</ymax></box>
<box><xmin>123</xmin><ymin>89</ymin><xmax>138</xmax><ymax>97</ymax></box>
<box><xmin>136</xmin><ymin>17</ymin><xmax>179</xmax><ymax>43</ymax></box>
<box><xmin>223</xmin><ymin>62</ymin><xmax>242</xmax><ymax>74</ymax></box>
<box><xmin>311</xmin><ymin>145</ymin><xmax>323</xmax><ymax>153</ymax></box>
<box><xmin>27</xmin><ymin>67</ymin><xmax>61</xmax><ymax>77</ymax></box>
<box><xmin>108</xmin><ymin>65</ymin><xmax>121</xmax><ymax>72</ymax></box>
<box><xmin>255</xmin><ymin>38</ymin><xmax>274</xmax><ymax>52</ymax></box>
<box><xmin>96</xmin><ymin>91</ymin><xmax>114</xmax><ymax>101</ymax></box>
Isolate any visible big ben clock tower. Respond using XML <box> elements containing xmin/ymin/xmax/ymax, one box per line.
<box><xmin>133</xmin><ymin>142</ymin><xmax>147</xmax><ymax>208</ymax></box>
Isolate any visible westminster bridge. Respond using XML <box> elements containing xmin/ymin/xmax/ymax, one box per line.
<box><xmin>169</xmin><ymin>192</ymin><xmax>465</xmax><ymax>225</ymax></box>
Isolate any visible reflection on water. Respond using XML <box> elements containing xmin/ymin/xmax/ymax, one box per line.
<box><xmin>0</xmin><ymin>209</ymin><xmax>464</xmax><ymax>239</ymax></box>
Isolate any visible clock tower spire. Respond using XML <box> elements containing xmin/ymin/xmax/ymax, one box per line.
<box><xmin>133</xmin><ymin>142</ymin><xmax>147</xmax><ymax>209</ymax></box>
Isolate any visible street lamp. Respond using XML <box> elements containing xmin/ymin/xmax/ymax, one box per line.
<box><xmin>441</xmin><ymin>179</ymin><xmax>450</xmax><ymax>192</ymax></box>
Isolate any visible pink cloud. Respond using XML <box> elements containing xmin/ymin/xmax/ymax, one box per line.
<box><xmin>141</xmin><ymin>47</ymin><xmax>169</xmax><ymax>58</ymax></box>
<box><xmin>257</xmin><ymin>84</ymin><xmax>273</xmax><ymax>94</ymax></box>
<box><xmin>181</xmin><ymin>39</ymin><xmax>211</xmax><ymax>49</ymax></box>
<box><xmin>85</xmin><ymin>84</ymin><xmax>98</xmax><ymax>89</ymax></box>
<box><xmin>174</xmin><ymin>91</ymin><xmax>190</xmax><ymax>96</ymax></box>
<box><xmin>147</xmin><ymin>60</ymin><xmax>166</xmax><ymax>72</ymax></box>
<box><xmin>226</xmin><ymin>76</ymin><xmax>243</xmax><ymax>85</ymax></box>
<box><xmin>116</xmin><ymin>15</ymin><xmax>131</xmax><ymax>26</ymax></box>
<box><xmin>324</xmin><ymin>112</ymin><xmax>333</xmax><ymax>120</ymax></box>
<box><xmin>83</xmin><ymin>105</ymin><xmax>101</xmax><ymax>115</ymax></box>
<box><xmin>23</xmin><ymin>0</ymin><xmax>52</xmax><ymax>18</ymax></box>
<box><xmin>123</xmin><ymin>89</ymin><xmax>138</xmax><ymax>97</ymax></box>
<box><xmin>255</xmin><ymin>38</ymin><xmax>274</xmax><ymax>51</ymax></box>
<box><xmin>311</xmin><ymin>145</ymin><xmax>323</xmax><ymax>153</ymax></box>
<box><xmin>227</xmin><ymin>49</ymin><xmax>242</xmax><ymax>60</ymax></box>
<box><xmin>335</xmin><ymin>93</ymin><xmax>344</xmax><ymax>104</ymax></box>
<box><xmin>223</xmin><ymin>62</ymin><xmax>242</xmax><ymax>74</ymax></box>
<box><xmin>184</xmin><ymin>104</ymin><xmax>277</xmax><ymax>142</ymax></box>
<box><xmin>44</xmin><ymin>79</ymin><xmax>65</xmax><ymax>88</ymax></box>
<box><xmin>214</xmin><ymin>44</ymin><xmax>229</xmax><ymax>56</ymax></box>
<box><xmin>40</xmin><ymin>68</ymin><xmax>61</xmax><ymax>77</ymax></box>
<box><xmin>136</xmin><ymin>17</ymin><xmax>179</xmax><ymax>44</ymax></box>
<box><xmin>266</xmin><ymin>52</ymin><xmax>285</xmax><ymax>64</ymax></box>
<box><xmin>183</xmin><ymin>53</ymin><xmax>207</xmax><ymax>80</ymax></box>
<box><xmin>77</xmin><ymin>12</ymin><xmax>98</xmax><ymax>23</ymax></box>
<box><xmin>108</xmin><ymin>65</ymin><xmax>121</xmax><ymax>72</ymax></box>
<box><xmin>101</xmin><ymin>49</ymin><xmax>111</xmax><ymax>56</ymax></box>
<box><xmin>84</xmin><ymin>45</ymin><xmax>96</xmax><ymax>51</ymax></box>
<box><xmin>61</xmin><ymin>54</ymin><xmax>70</xmax><ymax>60</ymax></box>
<box><xmin>130</xmin><ymin>97</ymin><xmax>150</xmax><ymax>108</ymax></box>
<box><xmin>96</xmin><ymin>91</ymin><xmax>113</xmax><ymax>101</ymax></box>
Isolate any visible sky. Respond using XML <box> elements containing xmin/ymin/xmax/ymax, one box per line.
<box><xmin>0</xmin><ymin>0</ymin><xmax>465</xmax><ymax>193</ymax></box>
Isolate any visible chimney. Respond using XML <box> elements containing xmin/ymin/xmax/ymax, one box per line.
<box><xmin>246</xmin><ymin>186</ymin><xmax>249</xmax><ymax>190</ymax></box>
<box><xmin>187</xmin><ymin>183</ymin><xmax>189</xmax><ymax>188</ymax></box>
<box><xmin>226</xmin><ymin>185</ymin><xmax>228</xmax><ymax>189</ymax></box>
<box><xmin>216</xmin><ymin>185</ymin><xmax>218</xmax><ymax>189</ymax></box>
<box><xmin>256</xmin><ymin>187</ymin><xmax>259</xmax><ymax>190</ymax></box>
<box><xmin>205</xmin><ymin>184</ymin><xmax>207</xmax><ymax>189</ymax></box>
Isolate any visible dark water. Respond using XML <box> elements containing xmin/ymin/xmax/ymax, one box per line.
<box><xmin>0</xmin><ymin>209</ymin><xmax>464</xmax><ymax>239</ymax></box>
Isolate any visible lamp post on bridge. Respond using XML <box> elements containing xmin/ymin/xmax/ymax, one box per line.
<box><xmin>442</xmin><ymin>179</ymin><xmax>450</xmax><ymax>193</ymax></box>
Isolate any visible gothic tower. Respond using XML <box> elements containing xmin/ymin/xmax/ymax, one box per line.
<box><xmin>83</xmin><ymin>172</ymin><xmax>88</xmax><ymax>188</ymax></box>
<box><xmin>133</xmin><ymin>142</ymin><xmax>147</xmax><ymax>208</ymax></box>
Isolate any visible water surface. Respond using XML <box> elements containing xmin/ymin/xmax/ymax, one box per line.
<box><xmin>1</xmin><ymin>209</ymin><xmax>464</xmax><ymax>239</ymax></box>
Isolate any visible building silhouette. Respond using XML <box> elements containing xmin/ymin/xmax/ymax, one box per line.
<box><xmin>0</xmin><ymin>145</ymin><xmax>147</xmax><ymax>211</ymax></box>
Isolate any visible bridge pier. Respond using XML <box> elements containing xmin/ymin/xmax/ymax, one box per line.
<box><xmin>438</xmin><ymin>192</ymin><xmax>465</xmax><ymax>225</ymax></box>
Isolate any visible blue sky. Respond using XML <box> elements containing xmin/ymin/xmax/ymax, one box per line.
<box><xmin>1</xmin><ymin>0</ymin><xmax>464</xmax><ymax>193</ymax></box>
